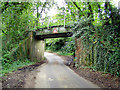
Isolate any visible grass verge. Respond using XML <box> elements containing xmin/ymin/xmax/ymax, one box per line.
<box><xmin>1</xmin><ymin>59</ymin><xmax>35</xmax><ymax>77</ymax></box>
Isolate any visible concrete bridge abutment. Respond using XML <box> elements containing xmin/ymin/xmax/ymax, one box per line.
<box><xmin>28</xmin><ymin>31</ymin><xmax>45</xmax><ymax>62</ymax></box>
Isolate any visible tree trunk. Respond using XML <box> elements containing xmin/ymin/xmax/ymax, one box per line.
<box><xmin>36</xmin><ymin>5</ymin><xmax>39</xmax><ymax>30</ymax></box>
<box><xmin>87</xmin><ymin>2</ymin><xmax>93</xmax><ymax>19</ymax></box>
<box><xmin>98</xmin><ymin>3</ymin><xmax>103</xmax><ymax>20</ymax></box>
<box><xmin>104</xmin><ymin>1</ymin><xmax>109</xmax><ymax>25</ymax></box>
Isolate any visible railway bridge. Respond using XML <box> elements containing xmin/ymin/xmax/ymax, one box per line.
<box><xmin>24</xmin><ymin>25</ymin><xmax>73</xmax><ymax>61</ymax></box>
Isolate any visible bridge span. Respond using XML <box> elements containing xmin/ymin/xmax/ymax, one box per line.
<box><xmin>25</xmin><ymin>25</ymin><xmax>73</xmax><ymax>62</ymax></box>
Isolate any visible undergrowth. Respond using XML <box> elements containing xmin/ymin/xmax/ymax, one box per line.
<box><xmin>1</xmin><ymin>59</ymin><xmax>35</xmax><ymax>77</ymax></box>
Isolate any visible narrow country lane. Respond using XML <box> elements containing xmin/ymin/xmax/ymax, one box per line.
<box><xmin>28</xmin><ymin>52</ymin><xmax>99</xmax><ymax>88</ymax></box>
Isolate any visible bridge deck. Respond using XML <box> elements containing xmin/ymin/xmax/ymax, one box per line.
<box><xmin>35</xmin><ymin>32</ymin><xmax>73</xmax><ymax>40</ymax></box>
<box><xmin>34</xmin><ymin>25</ymin><xmax>73</xmax><ymax>40</ymax></box>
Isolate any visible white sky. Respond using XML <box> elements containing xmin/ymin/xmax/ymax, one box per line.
<box><xmin>40</xmin><ymin>0</ymin><xmax>65</xmax><ymax>23</ymax></box>
<box><xmin>112</xmin><ymin>0</ymin><xmax>120</xmax><ymax>8</ymax></box>
<box><xmin>46</xmin><ymin>0</ymin><xmax>65</xmax><ymax>17</ymax></box>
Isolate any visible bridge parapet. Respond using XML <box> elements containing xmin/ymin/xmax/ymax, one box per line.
<box><xmin>36</xmin><ymin>25</ymin><xmax>72</xmax><ymax>35</ymax></box>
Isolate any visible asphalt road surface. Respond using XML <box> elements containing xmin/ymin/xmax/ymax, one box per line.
<box><xmin>34</xmin><ymin>52</ymin><xmax>99</xmax><ymax>88</ymax></box>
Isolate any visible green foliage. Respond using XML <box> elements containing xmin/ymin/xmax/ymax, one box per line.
<box><xmin>1</xmin><ymin>2</ymin><xmax>35</xmax><ymax>51</ymax></box>
<box><xmin>45</xmin><ymin>37</ymin><xmax>75</xmax><ymax>56</ymax></box>
<box><xmin>72</xmin><ymin>16</ymin><xmax>91</xmax><ymax>38</ymax></box>
<box><xmin>1</xmin><ymin>2</ymin><xmax>37</xmax><ymax>76</ymax></box>
<box><xmin>61</xmin><ymin>38</ymin><xmax>75</xmax><ymax>54</ymax></box>
<box><xmin>72</xmin><ymin>9</ymin><xmax>120</xmax><ymax>76</ymax></box>
<box><xmin>1</xmin><ymin>59</ymin><xmax>35</xmax><ymax>76</ymax></box>
<box><xmin>46</xmin><ymin>38</ymin><xmax>64</xmax><ymax>51</ymax></box>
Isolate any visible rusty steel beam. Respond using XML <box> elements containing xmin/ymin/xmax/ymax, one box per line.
<box><xmin>35</xmin><ymin>32</ymin><xmax>73</xmax><ymax>40</ymax></box>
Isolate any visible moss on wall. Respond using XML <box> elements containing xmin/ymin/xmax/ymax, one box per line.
<box><xmin>10</xmin><ymin>31</ymin><xmax>45</xmax><ymax>62</ymax></box>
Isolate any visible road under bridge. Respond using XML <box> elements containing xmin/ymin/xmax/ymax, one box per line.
<box><xmin>26</xmin><ymin>25</ymin><xmax>73</xmax><ymax>61</ymax></box>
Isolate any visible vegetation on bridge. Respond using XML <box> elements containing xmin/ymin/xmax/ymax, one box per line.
<box><xmin>1</xmin><ymin>1</ymin><xmax>120</xmax><ymax>77</ymax></box>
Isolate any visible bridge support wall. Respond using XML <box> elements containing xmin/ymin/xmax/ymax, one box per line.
<box><xmin>27</xmin><ymin>31</ymin><xmax>45</xmax><ymax>61</ymax></box>
<box><xmin>34</xmin><ymin>39</ymin><xmax>45</xmax><ymax>61</ymax></box>
<box><xmin>10</xmin><ymin>31</ymin><xmax>45</xmax><ymax>62</ymax></box>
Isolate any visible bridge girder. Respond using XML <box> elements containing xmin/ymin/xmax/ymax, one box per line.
<box><xmin>35</xmin><ymin>32</ymin><xmax>73</xmax><ymax>40</ymax></box>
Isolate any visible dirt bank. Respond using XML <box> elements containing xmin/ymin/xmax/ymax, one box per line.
<box><xmin>2</xmin><ymin>60</ymin><xmax>46</xmax><ymax>88</ymax></box>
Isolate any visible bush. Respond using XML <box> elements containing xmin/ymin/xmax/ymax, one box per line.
<box><xmin>45</xmin><ymin>37</ymin><xmax>75</xmax><ymax>56</ymax></box>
